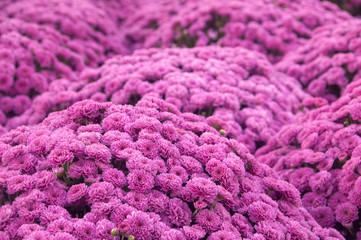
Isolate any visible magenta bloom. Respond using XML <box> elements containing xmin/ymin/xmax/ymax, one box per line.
<box><xmin>161</xmin><ymin>229</ymin><xmax>186</xmax><ymax>240</ymax></box>
<box><xmin>102</xmin><ymin>168</ymin><xmax>127</xmax><ymax>188</ymax></box>
<box><xmin>196</xmin><ymin>209</ymin><xmax>222</xmax><ymax>233</ymax></box>
<box><xmin>310</xmin><ymin>206</ymin><xmax>335</xmax><ymax>228</ymax></box>
<box><xmin>183</xmin><ymin>225</ymin><xmax>206</xmax><ymax>240</ymax></box>
<box><xmin>47</xmin><ymin>218</ymin><xmax>74</xmax><ymax>234</ymax></box>
<box><xmin>6</xmin><ymin>175</ymin><xmax>34</xmax><ymax>195</ymax></box>
<box><xmin>127</xmin><ymin>169</ymin><xmax>155</xmax><ymax>193</ymax></box>
<box><xmin>156</xmin><ymin>173</ymin><xmax>182</xmax><ymax>192</ymax></box>
<box><xmin>254</xmin><ymin>220</ymin><xmax>286</xmax><ymax>240</ymax></box>
<box><xmin>87</xmin><ymin>182</ymin><xmax>114</xmax><ymax>204</ymax></box>
<box><xmin>84</xmin><ymin>144</ymin><xmax>111</xmax><ymax>163</ymax></box>
<box><xmin>335</xmin><ymin>203</ymin><xmax>358</xmax><ymax>226</ymax></box>
<box><xmin>117</xmin><ymin>222</ymin><xmax>130</xmax><ymax>234</ymax></box>
<box><xmin>208</xmin><ymin>230</ymin><xmax>237</xmax><ymax>240</ymax></box>
<box><xmin>53</xmin><ymin>232</ymin><xmax>77</xmax><ymax>240</ymax></box>
<box><xmin>194</xmin><ymin>200</ymin><xmax>207</xmax><ymax>210</ymax></box>
<box><xmin>125</xmin><ymin>211</ymin><xmax>153</xmax><ymax>240</ymax></box>
<box><xmin>186</xmin><ymin>177</ymin><xmax>218</xmax><ymax>202</ymax></box>
<box><xmin>247</xmin><ymin>201</ymin><xmax>277</xmax><ymax>223</ymax></box>
<box><xmin>73</xmin><ymin>220</ymin><xmax>96</xmax><ymax>240</ymax></box>
<box><xmin>167</xmin><ymin>198</ymin><xmax>192</xmax><ymax>227</ymax></box>
<box><xmin>47</xmin><ymin>148</ymin><xmax>74</xmax><ymax>166</ymax></box>
<box><xmin>67</xmin><ymin>184</ymin><xmax>87</xmax><ymax>203</ymax></box>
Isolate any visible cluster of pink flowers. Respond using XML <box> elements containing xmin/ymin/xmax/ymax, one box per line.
<box><xmin>324</xmin><ymin>0</ymin><xmax>361</xmax><ymax>15</ymax></box>
<box><xmin>0</xmin><ymin>97</ymin><xmax>344</xmax><ymax>240</ymax></box>
<box><xmin>0</xmin><ymin>0</ymin><xmax>126</xmax><ymax>134</ymax></box>
<box><xmin>1</xmin><ymin>0</ymin><xmax>126</xmax><ymax>61</ymax></box>
<box><xmin>256</xmin><ymin>80</ymin><xmax>361</xmax><ymax>239</ymax></box>
<box><xmin>90</xmin><ymin>0</ymin><xmax>160</xmax><ymax>27</ymax></box>
<box><xmin>0</xmin><ymin>18</ymin><xmax>87</xmax><ymax>132</ymax></box>
<box><xmin>2</xmin><ymin>0</ymin><xmax>361</xmax><ymax>239</ymax></box>
<box><xmin>8</xmin><ymin>47</ymin><xmax>309</xmax><ymax>152</ymax></box>
<box><xmin>122</xmin><ymin>0</ymin><xmax>350</xmax><ymax>62</ymax></box>
<box><xmin>277</xmin><ymin>19</ymin><xmax>361</xmax><ymax>102</ymax></box>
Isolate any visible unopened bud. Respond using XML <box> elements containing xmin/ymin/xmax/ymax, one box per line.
<box><xmin>118</xmin><ymin>222</ymin><xmax>130</xmax><ymax>234</ymax></box>
<box><xmin>111</xmin><ymin>228</ymin><xmax>119</xmax><ymax>236</ymax></box>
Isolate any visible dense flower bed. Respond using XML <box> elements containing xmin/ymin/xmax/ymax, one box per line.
<box><xmin>0</xmin><ymin>0</ymin><xmax>126</xmax><ymax>134</ymax></box>
<box><xmin>2</xmin><ymin>0</ymin><xmax>361</xmax><ymax>239</ymax></box>
<box><xmin>122</xmin><ymin>0</ymin><xmax>350</xmax><ymax>62</ymax></box>
<box><xmin>1</xmin><ymin>0</ymin><xmax>126</xmax><ymax>62</ymax></box>
<box><xmin>8</xmin><ymin>47</ymin><xmax>309</xmax><ymax>152</ymax></box>
<box><xmin>0</xmin><ymin>18</ymin><xmax>92</xmax><ymax>133</ymax></box>
<box><xmin>90</xmin><ymin>0</ymin><xmax>167</xmax><ymax>27</ymax></box>
<box><xmin>0</xmin><ymin>97</ymin><xmax>344</xmax><ymax>240</ymax></box>
<box><xmin>277</xmin><ymin>19</ymin><xmax>361</xmax><ymax>102</ymax></box>
<box><xmin>256</xmin><ymin>80</ymin><xmax>361</xmax><ymax>239</ymax></box>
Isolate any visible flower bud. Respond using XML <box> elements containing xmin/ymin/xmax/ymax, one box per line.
<box><xmin>118</xmin><ymin>222</ymin><xmax>130</xmax><ymax>234</ymax></box>
<box><xmin>111</xmin><ymin>228</ymin><xmax>119</xmax><ymax>237</ymax></box>
<box><xmin>194</xmin><ymin>199</ymin><xmax>207</xmax><ymax>210</ymax></box>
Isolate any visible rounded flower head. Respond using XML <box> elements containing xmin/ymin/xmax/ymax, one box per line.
<box><xmin>167</xmin><ymin>198</ymin><xmax>192</xmax><ymax>227</ymax></box>
<box><xmin>84</xmin><ymin>144</ymin><xmax>111</xmax><ymax>163</ymax></box>
<box><xmin>102</xmin><ymin>168</ymin><xmax>127</xmax><ymax>188</ymax></box>
<box><xmin>186</xmin><ymin>177</ymin><xmax>218</xmax><ymax>202</ymax></box>
<box><xmin>117</xmin><ymin>222</ymin><xmax>130</xmax><ymax>234</ymax></box>
<box><xmin>310</xmin><ymin>206</ymin><xmax>335</xmax><ymax>228</ymax></box>
<box><xmin>156</xmin><ymin>173</ymin><xmax>182</xmax><ymax>192</ymax></box>
<box><xmin>47</xmin><ymin>148</ymin><xmax>74</xmax><ymax>166</ymax></box>
<box><xmin>335</xmin><ymin>202</ymin><xmax>358</xmax><ymax>226</ymax></box>
<box><xmin>47</xmin><ymin>218</ymin><xmax>73</xmax><ymax>234</ymax></box>
<box><xmin>53</xmin><ymin>232</ymin><xmax>77</xmax><ymax>240</ymax></box>
<box><xmin>247</xmin><ymin>201</ymin><xmax>277</xmax><ymax>223</ymax></box>
<box><xmin>67</xmin><ymin>184</ymin><xmax>87</xmax><ymax>203</ymax></box>
<box><xmin>125</xmin><ymin>211</ymin><xmax>153</xmax><ymax>240</ymax></box>
<box><xmin>87</xmin><ymin>182</ymin><xmax>114</xmax><ymax>204</ymax></box>
<box><xmin>196</xmin><ymin>209</ymin><xmax>222</xmax><ymax>233</ymax></box>
<box><xmin>73</xmin><ymin>220</ymin><xmax>96</xmax><ymax>240</ymax></box>
<box><xmin>6</xmin><ymin>175</ymin><xmax>34</xmax><ymax>195</ymax></box>
<box><xmin>127</xmin><ymin>169</ymin><xmax>155</xmax><ymax>193</ymax></box>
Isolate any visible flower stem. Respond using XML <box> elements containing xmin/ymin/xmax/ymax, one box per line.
<box><xmin>192</xmin><ymin>209</ymin><xmax>199</xmax><ymax>216</ymax></box>
<box><xmin>210</xmin><ymin>197</ymin><xmax>219</xmax><ymax>210</ymax></box>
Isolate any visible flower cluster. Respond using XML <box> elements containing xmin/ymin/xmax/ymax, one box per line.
<box><xmin>0</xmin><ymin>97</ymin><xmax>344</xmax><ymax>240</ymax></box>
<box><xmin>2</xmin><ymin>1</ymin><xmax>361</xmax><ymax>239</ymax></box>
<box><xmin>0</xmin><ymin>18</ymin><xmax>86</xmax><ymax>126</ymax></box>
<box><xmin>90</xmin><ymin>0</ymin><xmax>152</xmax><ymax>27</ymax></box>
<box><xmin>1</xmin><ymin>0</ymin><xmax>126</xmax><ymax>61</ymax></box>
<box><xmin>277</xmin><ymin>19</ymin><xmax>361</xmax><ymax>102</ymax></box>
<box><xmin>122</xmin><ymin>0</ymin><xmax>350</xmax><ymax>62</ymax></box>
<box><xmin>324</xmin><ymin>0</ymin><xmax>361</xmax><ymax>15</ymax></box>
<box><xmin>8</xmin><ymin>47</ymin><xmax>309</xmax><ymax>152</ymax></box>
<box><xmin>0</xmin><ymin>0</ymin><xmax>126</xmax><ymax>133</ymax></box>
<box><xmin>256</xmin><ymin>80</ymin><xmax>361</xmax><ymax>239</ymax></box>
